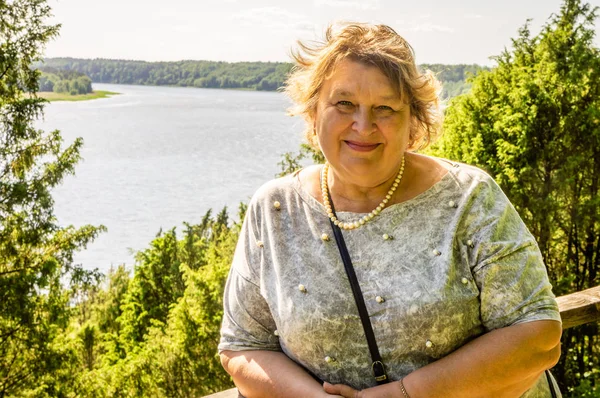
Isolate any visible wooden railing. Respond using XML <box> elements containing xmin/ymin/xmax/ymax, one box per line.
<box><xmin>205</xmin><ymin>285</ymin><xmax>600</xmax><ymax>398</ymax></box>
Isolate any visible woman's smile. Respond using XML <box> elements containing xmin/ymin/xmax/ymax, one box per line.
<box><xmin>344</xmin><ymin>140</ymin><xmax>380</xmax><ymax>152</ymax></box>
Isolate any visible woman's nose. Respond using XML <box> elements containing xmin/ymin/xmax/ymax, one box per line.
<box><xmin>352</xmin><ymin>108</ymin><xmax>375</xmax><ymax>135</ymax></box>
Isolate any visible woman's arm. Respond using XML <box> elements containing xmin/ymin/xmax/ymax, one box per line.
<box><xmin>403</xmin><ymin>319</ymin><xmax>561</xmax><ymax>397</ymax></box>
<box><xmin>221</xmin><ymin>350</ymin><xmax>341</xmax><ymax>398</ymax></box>
<box><xmin>324</xmin><ymin>319</ymin><xmax>561</xmax><ymax>398</ymax></box>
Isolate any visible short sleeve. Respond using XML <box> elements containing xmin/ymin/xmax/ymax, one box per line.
<box><xmin>218</xmin><ymin>203</ymin><xmax>281</xmax><ymax>353</ymax></box>
<box><xmin>464</xmin><ymin>176</ymin><xmax>562</xmax><ymax>331</ymax></box>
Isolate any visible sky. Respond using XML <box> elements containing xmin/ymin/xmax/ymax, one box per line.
<box><xmin>45</xmin><ymin>0</ymin><xmax>600</xmax><ymax>66</ymax></box>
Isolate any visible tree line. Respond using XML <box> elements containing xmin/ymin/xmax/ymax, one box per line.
<box><xmin>38</xmin><ymin>67</ymin><xmax>93</xmax><ymax>95</ymax></box>
<box><xmin>39</xmin><ymin>57</ymin><xmax>485</xmax><ymax>99</ymax></box>
<box><xmin>2</xmin><ymin>0</ymin><xmax>598</xmax><ymax>397</ymax></box>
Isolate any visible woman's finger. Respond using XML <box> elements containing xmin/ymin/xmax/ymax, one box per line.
<box><xmin>323</xmin><ymin>382</ymin><xmax>360</xmax><ymax>398</ymax></box>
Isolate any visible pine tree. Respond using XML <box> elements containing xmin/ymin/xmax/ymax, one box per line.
<box><xmin>0</xmin><ymin>0</ymin><xmax>104</xmax><ymax>395</ymax></box>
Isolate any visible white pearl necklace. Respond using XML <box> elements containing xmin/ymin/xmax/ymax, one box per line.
<box><xmin>321</xmin><ymin>157</ymin><xmax>406</xmax><ymax>230</ymax></box>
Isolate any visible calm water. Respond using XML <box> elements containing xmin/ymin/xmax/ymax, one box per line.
<box><xmin>41</xmin><ymin>84</ymin><xmax>307</xmax><ymax>272</ymax></box>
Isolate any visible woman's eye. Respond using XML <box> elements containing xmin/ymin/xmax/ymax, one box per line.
<box><xmin>337</xmin><ymin>101</ymin><xmax>354</xmax><ymax>107</ymax></box>
<box><xmin>376</xmin><ymin>105</ymin><xmax>394</xmax><ymax>111</ymax></box>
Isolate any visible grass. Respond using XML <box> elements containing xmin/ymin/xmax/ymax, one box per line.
<box><xmin>37</xmin><ymin>90</ymin><xmax>120</xmax><ymax>102</ymax></box>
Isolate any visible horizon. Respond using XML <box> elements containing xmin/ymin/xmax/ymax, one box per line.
<box><xmin>42</xmin><ymin>56</ymin><xmax>490</xmax><ymax>67</ymax></box>
<box><xmin>45</xmin><ymin>0</ymin><xmax>600</xmax><ymax>67</ymax></box>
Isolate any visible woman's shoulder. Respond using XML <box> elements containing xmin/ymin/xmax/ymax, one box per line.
<box><xmin>249</xmin><ymin>167</ymin><xmax>321</xmax><ymax>209</ymax></box>
<box><xmin>251</xmin><ymin>173</ymin><xmax>298</xmax><ymax>204</ymax></box>
<box><xmin>420</xmin><ymin>155</ymin><xmax>497</xmax><ymax>189</ymax></box>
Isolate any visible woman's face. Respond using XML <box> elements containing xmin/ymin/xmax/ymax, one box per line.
<box><xmin>314</xmin><ymin>58</ymin><xmax>411</xmax><ymax>188</ymax></box>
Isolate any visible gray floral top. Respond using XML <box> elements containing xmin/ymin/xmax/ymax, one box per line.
<box><xmin>219</xmin><ymin>161</ymin><xmax>562</xmax><ymax>397</ymax></box>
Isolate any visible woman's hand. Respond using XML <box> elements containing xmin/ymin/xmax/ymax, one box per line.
<box><xmin>324</xmin><ymin>381</ymin><xmax>402</xmax><ymax>398</ymax></box>
<box><xmin>324</xmin><ymin>382</ymin><xmax>358</xmax><ymax>398</ymax></box>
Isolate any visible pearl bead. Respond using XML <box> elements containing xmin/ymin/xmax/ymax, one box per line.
<box><xmin>426</xmin><ymin>340</ymin><xmax>433</xmax><ymax>348</ymax></box>
<box><xmin>256</xmin><ymin>241</ymin><xmax>264</xmax><ymax>248</ymax></box>
<box><xmin>433</xmin><ymin>249</ymin><xmax>441</xmax><ymax>256</ymax></box>
<box><xmin>320</xmin><ymin>158</ymin><xmax>406</xmax><ymax>230</ymax></box>
<box><xmin>461</xmin><ymin>278</ymin><xmax>469</xmax><ymax>285</ymax></box>
<box><xmin>273</xmin><ymin>201</ymin><xmax>281</xmax><ymax>210</ymax></box>
<box><xmin>383</xmin><ymin>234</ymin><xmax>392</xmax><ymax>240</ymax></box>
<box><xmin>274</xmin><ymin>330</ymin><xmax>279</xmax><ymax>336</ymax></box>
<box><xmin>321</xmin><ymin>233</ymin><xmax>330</xmax><ymax>241</ymax></box>
<box><xmin>448</xmin><ymin>200</ymin><xmax>456</xmax><ymax>208</ymax></box>
<box><xmin>376</xmin><ymin>296</ymin><xmax>385</xmax><ymax>303</ymax></box>
<box><xmin>298</xmin><ymin>284</ymin><xmax>307</xmax><ymax>293</ymax></box>
<box><xmin>467</xmin><ymin>240</ymin><xmax>474</xmax><ymax>247</ymax></box>
<box><xmin>325</xmin><ymin>356</ymin><xmax>336</xmax><ymax>363</ymax></box>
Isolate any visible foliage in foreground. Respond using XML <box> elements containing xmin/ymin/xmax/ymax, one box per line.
<box><xmin>67</xmin><ymin>209</ymin><xmax>239</xmax><ymax>397</ymax></box>
<box><xmin>0</xmin><ymin>0</ymin><xmax>104</xmax><ymax>396</ymax></box>
<box><xmin>429</xmin><ymin>0</ymin><xmax>600</xmax><ymax>394</ymax></box>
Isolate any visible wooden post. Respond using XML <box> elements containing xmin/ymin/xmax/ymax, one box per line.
<box><xmin>556</xmin><ymin>285</ymin><xmax>600</xmax><ymax>330</ymax></box>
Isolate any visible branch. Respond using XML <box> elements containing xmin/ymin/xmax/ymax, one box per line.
<box><xmin>0</xmin><ymin>324</ymin><xmax>23</xmax><ymax>347</ymax></box>
<box><xmin>0</xmin><ymin>65</ymin><xmax>11</xmax><ymax>82</ymax></box>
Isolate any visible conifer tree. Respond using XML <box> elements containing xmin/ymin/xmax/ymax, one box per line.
<box><xmin>0</xmin><ymin>0</ymin><xmax>103</xmax><ymax>395</ymax></box>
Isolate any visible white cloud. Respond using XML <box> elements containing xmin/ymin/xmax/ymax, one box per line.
<box><xmin>464</xmin><ymin>13</ymin><xmax>483</xmax><ymax>19</ymax></box>
<box><xmin>230</xmin><ymin>7</ymin><xmax>315</xmax><ymax>31</ymax></box>
<box><xmin>314</xmin><ymin>0</ymin><xmax>381</xmax><ymax>11</ymax></box>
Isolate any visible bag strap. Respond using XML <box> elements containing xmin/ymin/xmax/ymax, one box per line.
<box><xmin>545</xmin><ymin>370</ymin><xmax>558</xmax><ymax>398</ymax></box>
<box><xmin>327</xmin><ymin>199</ymin><xmax>389</xmax><ymax>384</ymax></box>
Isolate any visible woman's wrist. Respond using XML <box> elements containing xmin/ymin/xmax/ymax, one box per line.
<box><xmin>399</xmin><ymin>378</ymin><xmax>411</xmax><ymax>398</ymax></box>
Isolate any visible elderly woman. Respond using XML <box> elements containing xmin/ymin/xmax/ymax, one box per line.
<box><xmin>218</xmin><ymin>23</ymin><xmax>562</xmax><ymax>398</ymax></box>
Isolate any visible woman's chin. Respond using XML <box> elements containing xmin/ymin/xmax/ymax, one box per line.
<box><xmin>332</xmin><ymin>162</ymin><xmax>391</xmax><ymax>187</ymax></box>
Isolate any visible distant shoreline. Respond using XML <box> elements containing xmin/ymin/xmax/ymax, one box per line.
<box><xmin>38</xmin><ymin>90</ymin><xmax>120</xmax><ymax>102</ymax></box>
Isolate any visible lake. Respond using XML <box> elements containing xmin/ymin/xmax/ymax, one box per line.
<box><xmin>41</xmin><ymin>83</ymin><xmax>307</xmax><ymax>272</ymax></box>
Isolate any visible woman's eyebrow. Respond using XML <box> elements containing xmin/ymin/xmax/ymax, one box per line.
<box><xmin>331</xmin><ymin>89</ymin><xmax>354</xmax><ymax>97</ymax></box>
<box><xmin>331</xmin><ymin>89</ymin><xmax>399</xmax><ymax>101</ymax></box>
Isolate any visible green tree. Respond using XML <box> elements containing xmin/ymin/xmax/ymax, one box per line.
<box><xmin>0</xmin><ymin>0</ymin><xmax>103</xmax><ymax>395</ymax></box>
<box><xmin>429</xmin><ymin>0</ymin><xmax>599</xmax><ymax>394</ymax></box>
<box><xmin>93</xmin><ymin>209</ymin><xmax>239</xmax><ymax>397</ymax></box>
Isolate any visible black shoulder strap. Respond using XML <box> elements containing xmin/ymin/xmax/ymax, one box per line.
<box><xmin>327</xmin><ymin>202</ymin><xmax>388</xmax><ymax>384</ymax></box>
<box><xmin>545</xmin><ymin>370</ymin><xmax>558</xmax><ymax>398</ymax></box>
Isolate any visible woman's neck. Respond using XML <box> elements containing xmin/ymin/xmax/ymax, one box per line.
<box><xmin>326</xmin><ymin>155</ymin><xmax>410</xmax><ymax>213</ymax></box>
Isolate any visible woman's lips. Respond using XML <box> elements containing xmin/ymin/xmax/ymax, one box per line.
<box><xmin>345</xmin><ymin>140</ymin><xmax>380</xmax><ymax>152</ymax></box>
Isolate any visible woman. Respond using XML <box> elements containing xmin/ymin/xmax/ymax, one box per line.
<box><xmin>219</xmin><ymin>23</ymin><xmax>562</xmax><ymax>398</ymax></box>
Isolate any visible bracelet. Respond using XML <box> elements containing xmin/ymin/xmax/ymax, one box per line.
<box><xmin>399</xmin><ymin>378</ymin><xmax>411</xmax><ymax>398</ymax></box>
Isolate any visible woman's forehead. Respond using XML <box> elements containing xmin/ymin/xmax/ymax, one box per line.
<box><xmin>322</xmin><ymin>61</ymin><xmax>402</xmax><ymax>100</ymax></box>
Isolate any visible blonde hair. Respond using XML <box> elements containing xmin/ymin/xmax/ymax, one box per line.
<box><xmin>284</xmin><ymin>22</ymin><xmax>442</xmax><ymax>151</ymax></box>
